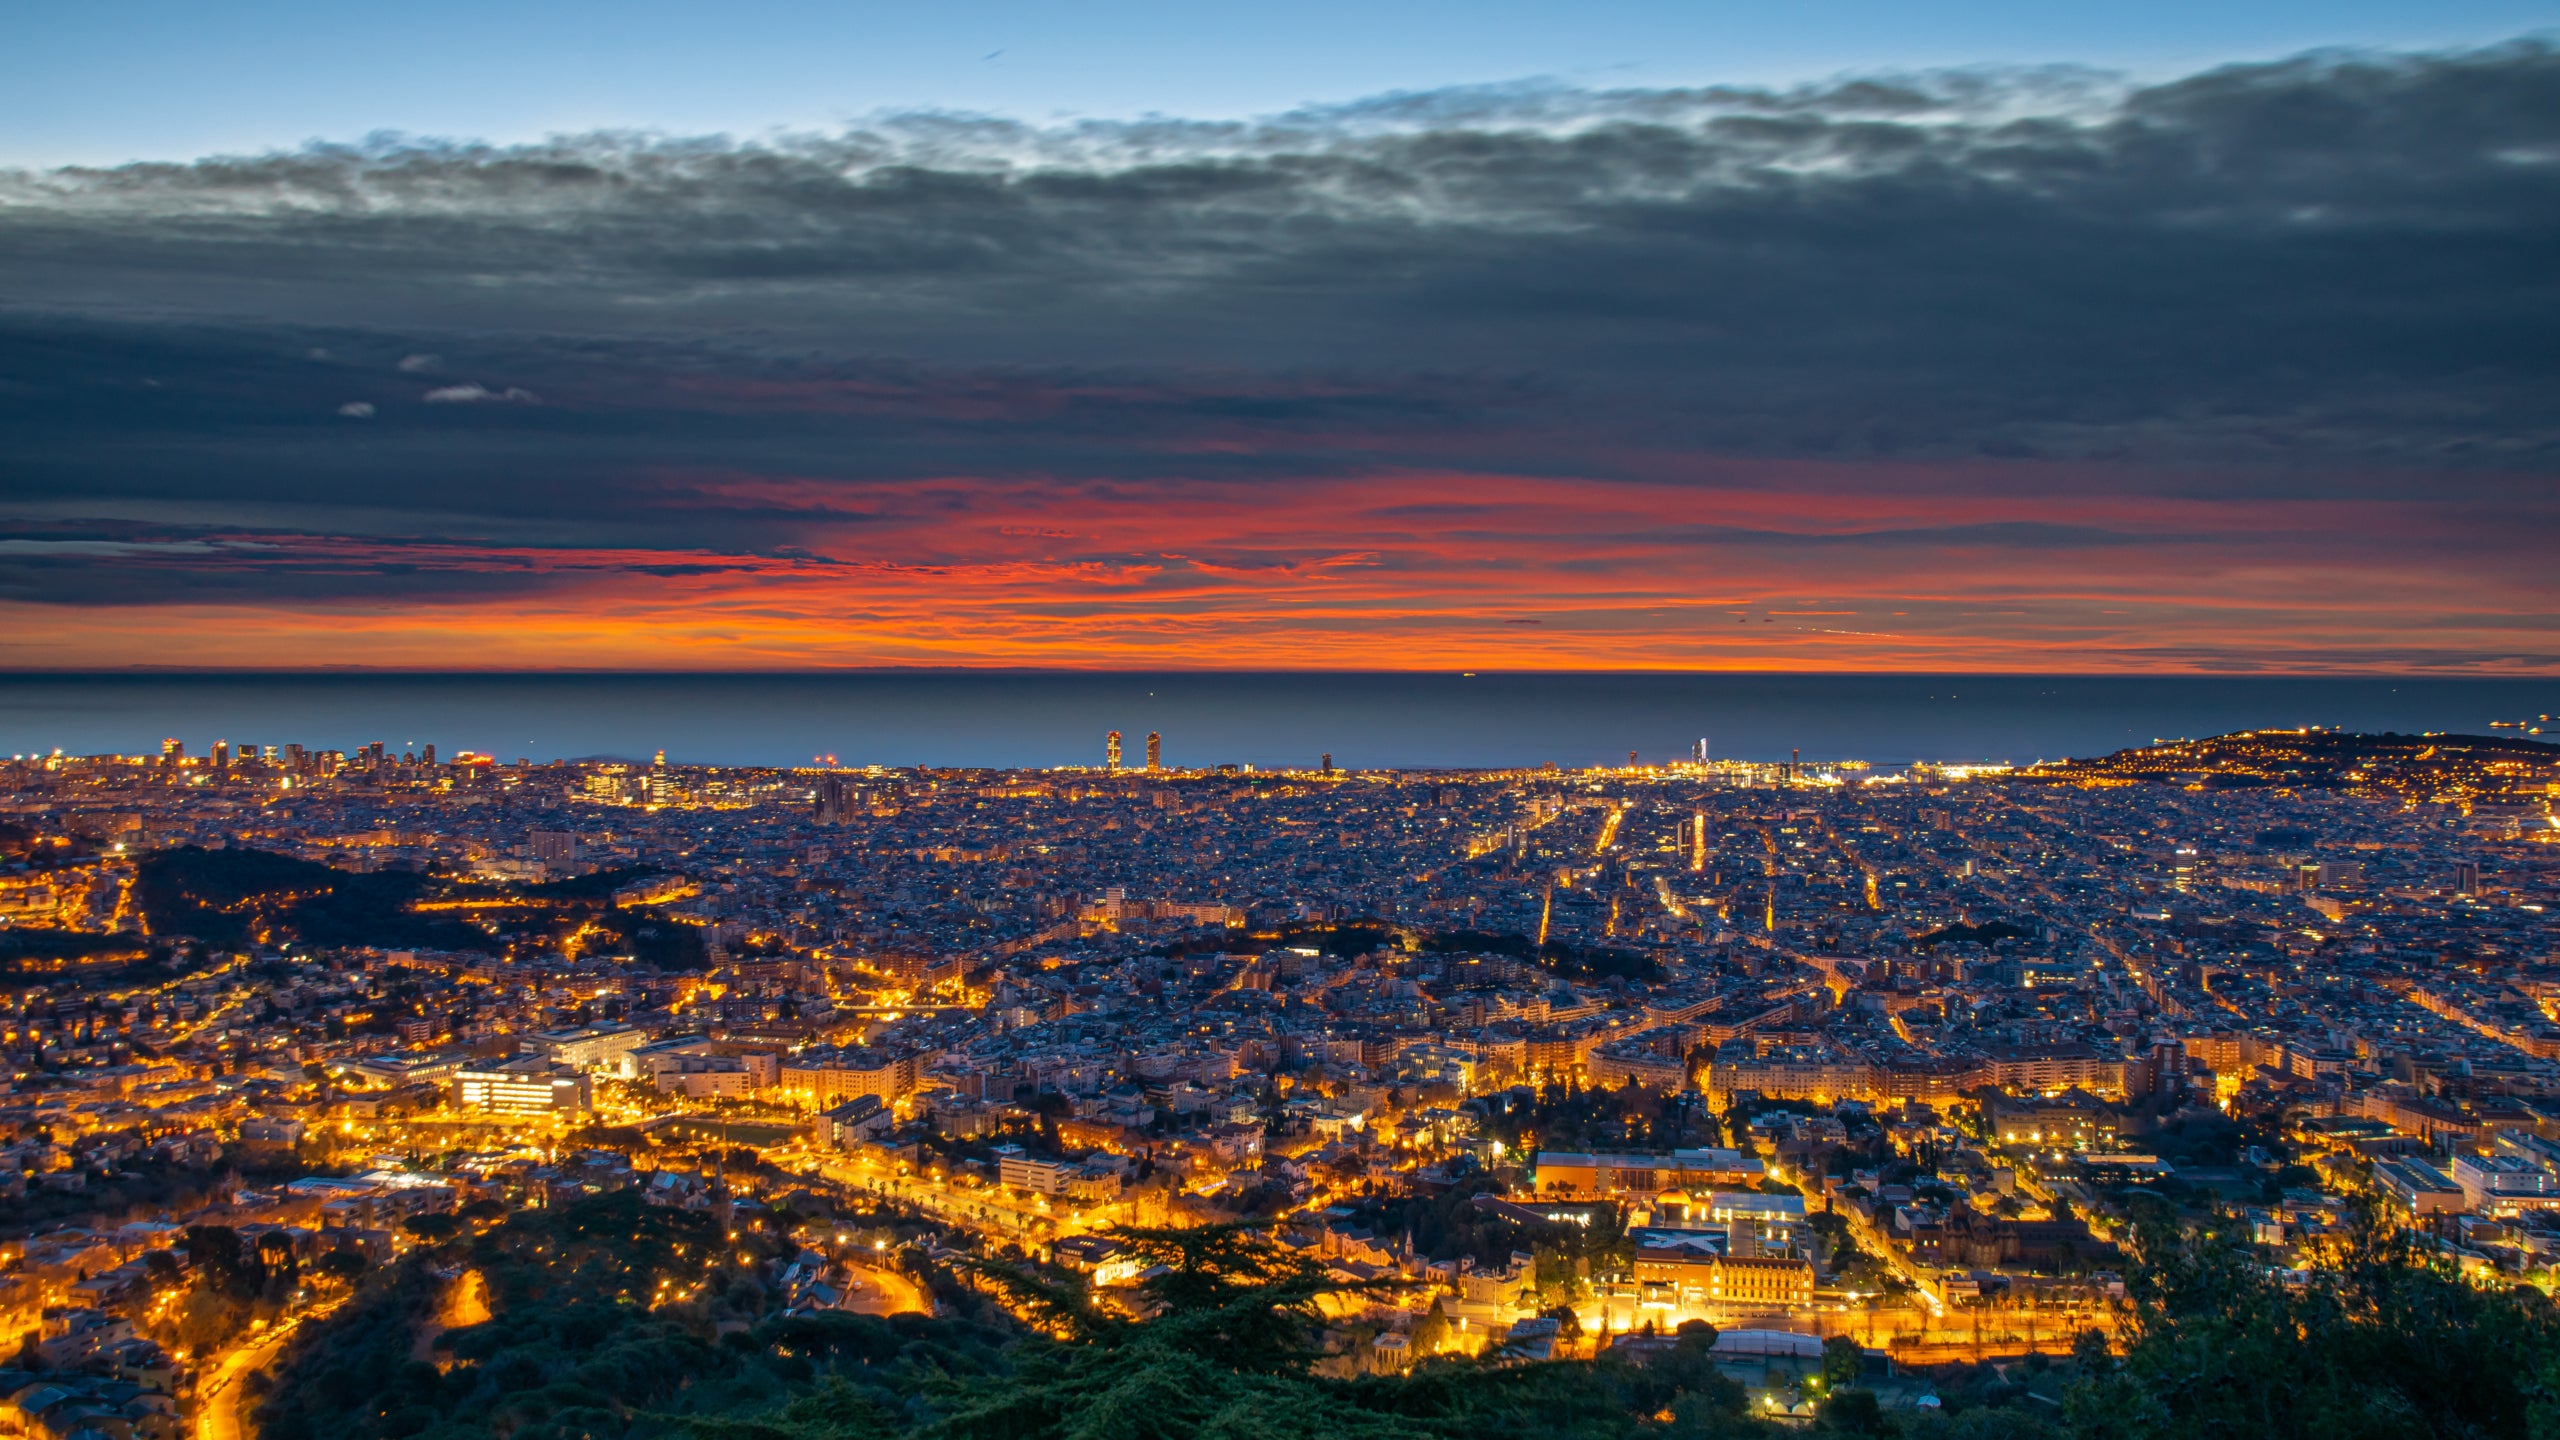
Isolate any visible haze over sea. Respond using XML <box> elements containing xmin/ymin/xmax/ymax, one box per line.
<box><xmin>1</xmin><ymin>674</ymin><xmax>2553</xmax><ymax>772</ymax></box>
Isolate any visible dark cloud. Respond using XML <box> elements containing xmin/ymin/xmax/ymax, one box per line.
<box><xmin>0</xmin><ymin>41</ymin><xmax>2553</xmax><ymax>667</ymax></box>
<box><xmin>0</xmin><ymin>45</ymin><xmax>2551</xmax><ymax>439</ymax></box>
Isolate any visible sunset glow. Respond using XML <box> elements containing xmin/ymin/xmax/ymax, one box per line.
<box><xmin>7</xmin><ymin>459</ymin><xmax>2550</xmax><ymax>671</ymax></box>
<box><xmin>6</xmin><ymin>33</ymin><xmax>2556</xmax><ymax>673</ymax></box>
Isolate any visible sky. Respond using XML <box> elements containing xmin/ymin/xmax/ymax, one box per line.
<box><xmin>2</xmin><ymin>3</ymin><xmax>2558</xmax><ymax>673</ymax></box>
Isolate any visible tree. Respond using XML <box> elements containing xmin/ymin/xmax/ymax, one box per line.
<box><xmin>1819</xmin><ymin>1386</ymin><xmax>1885</xmax><ymax>1435</ymax></box>
<box><xmin>2065</xmin><ymin>1209</ymin><xmax>2559</xmax><ymax>1440</ymax></box>
<box><xmin>1539</xmin><ymin>1304</ymin><xmax>1583</xmax><ymax>1341</ymax></box>
<box><xmin>401</xmin><ymin>1212</ymin><xmax>460</xmax><ymax>1245</ymax></box>
<box><xmin>1820</xmin><ymin>1333</ymin><xmax>1862</xmax><ymax>1392</ymax></box>
<box><xmin>1410</xmin><ymin>1299</ymin><xmax>1453</xmax><ymax>1358</ymax></box>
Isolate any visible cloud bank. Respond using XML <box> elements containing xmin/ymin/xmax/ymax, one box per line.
<box><xmin>1</xmin><ymin>42</ymin><xmax>2555</xmax><ymax>670</ymax></box>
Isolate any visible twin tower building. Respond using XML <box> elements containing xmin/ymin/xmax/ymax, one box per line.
<box><xmin>1101</xmin><ymin>730</ymin><xmax>1335</xmax><ymax>776</ymax></box>
<box><xmin>1103</xmin><ymin>730</ymin><xmax>1160</xmax><ymax>773</ymax></box>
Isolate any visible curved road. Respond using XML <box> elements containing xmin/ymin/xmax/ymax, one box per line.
<box><xmin>196</xmin><ymin>1328</ymin><xmax>286</xmax><ymax>1440</ymax></box>
<box><xmin>838</xmin><ymin>1262</ymin><xmax>929</xmax><ymax>1316</ymax></box>
<box><xmin>197</xmin><ymin>1296</ymin><xmax>348</xmax><ymax>1440</ymax></box>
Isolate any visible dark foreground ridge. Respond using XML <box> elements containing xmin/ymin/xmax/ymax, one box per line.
<box><xmin>252</xmin><ymin>1190</ymin><xmax>2559</xmax><ymax>1440</ymax></box>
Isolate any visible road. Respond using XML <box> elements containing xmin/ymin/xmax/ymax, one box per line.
<box><xmin>838</xmin><ymin>1262</ymin><xmax>930</xmax><ymax>1316</ymax></box>
<box><xmin>196</xmin><ymin>1327</ymin><xmax>286</xmax><ymax>1440</ymax></box>
<box><xmin>195</xmin><ymin>1297</ymin><xmax>346</xmax><ymax>1440</ymax></box>
<box><xmin>812</xmin><ymin>1160</ymin><xmax>1091</xmax><ymax>1241</ymax></box>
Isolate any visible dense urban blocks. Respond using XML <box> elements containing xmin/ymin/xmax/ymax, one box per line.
<box><xmin>0</xmin><ymin>731</ymin><xmax>2550</xmax><ymax>1432</ymax></box>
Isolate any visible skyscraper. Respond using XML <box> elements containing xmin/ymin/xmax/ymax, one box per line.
<box><xmin>815</xmin><ymin>774</ymin><xmax>856</xmax><ymax>825</ymax></box>
<box><xmin>1321</xmin><ymin>753</ymin><xmax>1333</xmax><ymax>776</ymax></box>
<box><xmin>1106</xmin><ymin>732</ymin><xmax>1123</xmax><ymax>772</ymax></box>
<box><xmin>1146</xmin><ymin>731</ymin><xmax>1161</xmax><ymax>773</ymax></box>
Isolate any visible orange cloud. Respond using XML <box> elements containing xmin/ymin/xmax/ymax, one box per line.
<box><xmin>3</xmin><ymin>459</ymin><xmax>2550</xmax><ymax>672</ymax></box>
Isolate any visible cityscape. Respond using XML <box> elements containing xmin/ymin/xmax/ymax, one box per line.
<box><xmin>0</xmin><ymin>720</ymin><xmax>2551</xmax><ymax>1434</ymax></box>
<box><xmin>10</xmin><ymin>0</ymin><xmax>2560</xmax><ymax>1435</ymax></box>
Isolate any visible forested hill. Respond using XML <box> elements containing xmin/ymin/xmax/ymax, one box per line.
<box><xmin>251</xmin><ymin>1191</ymin><xmax>2560</xmax><ymax>1440</ymax></box>
<box><xmin>132</xmin><ymin>846</ymin><xmax>701</xmax><ymax>966</ymax></box>
<box><xmin>2016</xmin><ymin>728</ymin><xmax>2559</xmax><ymax>803</ymax></box>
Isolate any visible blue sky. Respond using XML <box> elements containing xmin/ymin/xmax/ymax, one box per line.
<box><xmin>6</xmin><ymin>0</ymin><xmax>2557</xmax><ymax>167</ymax></box>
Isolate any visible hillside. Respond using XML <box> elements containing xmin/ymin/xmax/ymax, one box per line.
<box><xmin>2015</xmin><ymin>729</ymin><xmax>2559</xmax><ymax>805</ymax></box>
<box><xmin>133</xmin><ymin>846</ymin><xmax>703</xmax><ymax>965</ymax></box>
<box><xmin>247</xmin><ymin>1192</ymin><xmax>2560</xmax><ymax>1440</ymax></box>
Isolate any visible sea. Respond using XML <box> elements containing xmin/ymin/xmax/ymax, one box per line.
<box><xmin>0</xmin><ymin>673</ymin><xmax>2552</xmax><ymax>772</ymax></box>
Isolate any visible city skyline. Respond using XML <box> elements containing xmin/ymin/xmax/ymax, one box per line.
<box><xmin>6</xmin><ymin>9</ymin><xmax>2560</xmax><ymax>1437</ymax></box>
<box><xmin>0</xmin><ymin>716</ymin><xmax>2552</xmax><ymax>1428</ymax></box>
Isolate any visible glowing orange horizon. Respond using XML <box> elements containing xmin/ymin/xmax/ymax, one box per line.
<box><xmin>6</xmin><ymin>460</ymin><xmax>2550</xmax><ymax>673</ymax></box>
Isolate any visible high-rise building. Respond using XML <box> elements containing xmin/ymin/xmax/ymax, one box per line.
<box><xmin>210</xmin><ymin>741</ymin><xmax>230</xmax><ymax>769</ymax></box>
<box><xmin>1694</xmin><ymin>737</ymin><xmax>1710</xmax><ymax>763</ymax></box>
<box><xmin>1691</xmin><ymin>811</ymin><xmax>1706</xmax><ymax>872</ymax></box>
<box><xmin>1146</xmin><ymin>731</ymin><xmax>1161</xmax><ymax>773</ymax></box>
<box><xmin>160</xmin><ymin>738</ymin><xmax>183</xmax><ymax>761</ymax></box>
<box><xmin>1321</xmin><ymin>753</ymin><xmax>1333</xmax><ymax>776</ymax></box>
<box><xmin>2455</xmin><ymin>860</ymin><xmax>2482</xmax><ymax>896</ymax></box>
<box><xmin>421</xmin><ymin>743</ymin><xmax>437</xmax><ymax>767</ymax></box>
<box><xmin>815</xmin><ymin>773</ymin><xmax>857</xmax><ymax>825</ymax></box>
<box><xmin>1106</xmin><ymin>732</ymin><xmax>1123</xmax><ymax>772</ymax></box>
<box><xmin>529</xmin><ymin>831</ymin><xmax>580</xmax><ymax>864</ymax></box>
<box><xmin>284</xmin><ymin>743</ymin><xmax>306</xmax><ymax>772</ymax></box>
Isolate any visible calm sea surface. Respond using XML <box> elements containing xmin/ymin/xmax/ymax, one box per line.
<box><xmin>0</xmin><ymin>674</ymin><xmax>2551</xmax><ymax>771</ymax></box>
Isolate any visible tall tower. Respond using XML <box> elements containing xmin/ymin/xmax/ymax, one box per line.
<box><xmin>1145</xmin><ymin>731</ymin><xmax>1161</xmax><ymax>773</ymax></box>
<box><xmin>815</xmin><ymin>774</ymin><xmax>854</xmax><ymax>825</ymax></box>
<box><xmin>1106</xmin><ymin>731</ymin><xmax>1123</xmax><ymax>772</ymax></box>
<box><xmin>1690</xmin><ymin>811</ymin><xmax>1706</xmax><ymax>872</ymax></box>
<box><xmin>1320</xmin><ymin>753</ymin><xmax>1333</xmax><ymax>776</ymax></box>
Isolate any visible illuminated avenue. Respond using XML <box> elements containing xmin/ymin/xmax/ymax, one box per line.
<box><xmin>0</xmin><ymin>727</ymin><xmax>2554</xmax><ymax>1428</ymax></box>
